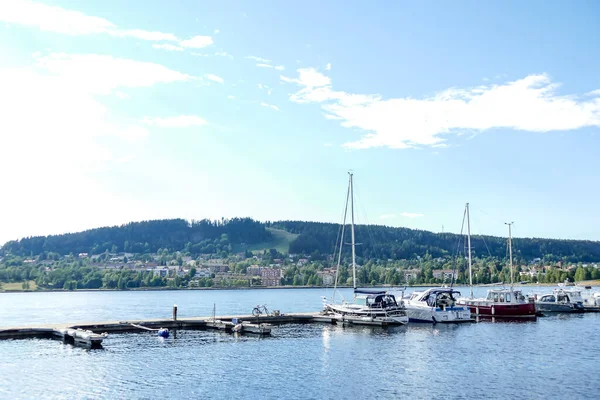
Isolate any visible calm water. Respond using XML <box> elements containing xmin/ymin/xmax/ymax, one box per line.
<box><xmin>1</xmin><ymin>287</ymin><xmax>599</xmax><ymax>399</ymax></box>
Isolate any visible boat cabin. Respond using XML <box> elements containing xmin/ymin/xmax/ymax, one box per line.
<box><xmin>538</xmin><ymin>294</ymin><xmax>556</xmax><ymax>303</ymax></box>
<box><xmin>354</xmin><ymin>290</ymin><xmax>399</xmax><ymax>309</ymax></box>
<box><xmin>411</xmin><ymin>289</ymin><xmax>461</xmax><ymax>309</ymax></box>
<box><xmin>485</xmin><ymin>289</ymin><xmax>526</xmax><ymax>303</ymax></box>
<box><xmin>552</xmin><ymin>289</ymin><xmax>583</xmax><ymax>303</ymax></box>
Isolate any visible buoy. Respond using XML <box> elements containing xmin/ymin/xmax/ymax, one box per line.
<box><xmin>157</xmin><ymin>328</ymin><xmax>169</xmax><ymax>338</ymax></box>
<box><xmin>491</xmin><ymin>305</ymin><xmax>495</xmax><ymax>315</ymax></box>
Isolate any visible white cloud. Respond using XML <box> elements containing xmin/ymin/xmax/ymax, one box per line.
<box><xmin>180</xmin><ymin>35</ymin><xmax>214</xmax><ymax>48</ymax></box>
<box><xmin>325</xmin><ymin>63</ymin><xmax>331</xmax><ymax>71</ymax></box>
<box><xmin>246</xmin><ymin>56</ymin><xmax>271</xmax><ymax>63</ymax></box>
<box><xmin>281</xmin><ymin>69</ymin><xmax>600</xmax><ymax>149</ymax></box>
<box><xmin>205</xmin><ymin>74</ymin><xmax>224</xmax><ymax>84</ymax></box>
<box><xmin>0</xmin><ymin>60</ymin><xmax>172</xmax><ymax>243</ymax></box>
<box><xmin>1</xmin><ymin>0</ymin><xmax>177</xmax><ymax>41</ymax></box>
<box><xmin>141</xmin><ymin>116</ymin><xmax>207</xmax><ymax>128</ymax></box>
<box><xmin>379</xmin><ymin>214</ymin><xmax>396</xmax><ymax>220</ymax></box>
<box><xmin>117</xmin><ymin>29</ymin><xmax>177</xmax><ymax>41</ymax></box>
<box><xmin>192</xmin><ymin>51</ymin><xmax>232</xmax><ymax>58</ymax></box>
<box><xmin>115</xmin><ymin>91</ymin><xmax>130</xmax><ymax>99</ymax></box>
<box><xmin>214</xmin><ymin>29</ymin><xmax>220</xmax><ymax>34</ymax></box>
<box><xmin>257</xmin><ymin>63</ymin><xmax>285</xmax><ymax>70</ymax></box>
<box><xmin>0</xmin><ymin>0</ymin><xmax>115</xmax><ymax>35</ymax></box>
<box><xmin>227</xmin><ymin>95</ymin><xmax>236</xmax><ymax>100</ymax></box>
<box><xmin>35</xmin><ymin>53</ymin><xmax>193</xmax><ymax>95</ymax></box>
<box><xmin>260</xmin><ymin>102</ymin><xmax>280</xmax><ymax>111</ymax></box>
<box><xmin>281</xmin><ymin>68</ymin><xmax>331</xmax><ymax>88</ymax></box>
<box><xmin>153</xmin><ymin>43</ymin><xmax>184</xmax><ymax>51</ymax></box>
<box><xmin>0</xmin><ymin>52</ymin><xmax>196</xmax><ymax>189</ymax></box>
<box><xmin>401</xmin><ymin>212</ymin><xmax>424</xmax><ymax>218</ymax></box>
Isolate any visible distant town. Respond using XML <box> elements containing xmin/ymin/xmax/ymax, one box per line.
<box><xmin>2</xmin><ymin>247</ymin><xmax>599</xmax><ymax>291</ymax></box>
<box><xmin>2</xmin><ymin>218</ymin><xmax>600</xmax><ymax>291</ymax></box>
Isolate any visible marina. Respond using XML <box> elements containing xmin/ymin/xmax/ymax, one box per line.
<box><xmin>3</xmin><ymin>293</ymin><xmax>600</xmax><ymax>348</ymax></box>
<box><xmin>1</xmin><ymin>288</ymin><xmax>600</xmax><ymax>399</ymax></box>
<box><xmin>0</xmin><ymin>311</ymin><xmax>315</xmax><ymax>346</ymax></box>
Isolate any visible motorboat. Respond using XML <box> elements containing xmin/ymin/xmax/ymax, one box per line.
<box><xmin>534</xmin><ymin>288</ymin><xmax>585</xmax><ymax>313</ymax></box>
<box><xmin>404</xmin><ymin>288</ymin><xmax>473</xmax><ymax>323</ymax></box>
<box><xmin>456</xmin><ymin>204</ymin><xmax>536</xmax><ymax>319</ymax></box>
<box><xmin>460</xmin><ymin>288</ymin><xmax>537</xmax><ymax>319</ymax></box>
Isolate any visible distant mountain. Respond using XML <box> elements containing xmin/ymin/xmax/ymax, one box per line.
<box><xmin>1</xmin><ymin>218</ymin><xmax>271</xmax><ymax>257</ymax></box>
<box><xmin>2</xmin><ymin>218</ymin><xmax>600</xmax><ymax>262</ymax></box>
<box><xmin>271</xmin><ymin>220</ymin><xmax>600</xmax><ymax>263</ymax></box>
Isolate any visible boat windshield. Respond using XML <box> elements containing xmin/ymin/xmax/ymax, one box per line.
<box><xmin>366</xmin><ymin>294</ymin><xmax>398</xmax><ymax>308</ymax></box>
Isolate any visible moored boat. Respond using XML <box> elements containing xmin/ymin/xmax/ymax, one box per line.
<box><xmin>322</xmin><ymin>172</ymin><xmax>408</xmax><ymax>326</ymax></box>
<box><xmin>582</xmin><ymin>289</ymin><xmax>600</xmax><ymax>312</ymax></box>
<box><xmin>326</xmin><ymin>289</ymin><xmax>409</xmax><ymax>325</ymax></box>
<box><xmin>534</xmin><ymin>288</ymin><xmax>585</xmax><ymax>313</ymax></box>
<box><xmin>457</xmin><ymin>208</ymin><xmax>537</xmax><ymax>319</ymax></box>
<box><xmin>461</xmin><ymin>288</ymin><xmax>537</xmax><ymax>319</ymax></box>
<box><xmin>404</xmin><ymin>288</ymin><xmax>473</xmax><ymax>323</ymax></box>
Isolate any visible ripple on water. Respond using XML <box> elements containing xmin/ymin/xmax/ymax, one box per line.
<box><xmin>2</xmin><ymin>289</ymin><xmax>600</xmax><ymax>399</ymax></box>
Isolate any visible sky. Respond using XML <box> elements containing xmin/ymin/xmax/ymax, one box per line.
<box><xmin>0</xmin><ymin>0</ymin><xmax>599</xmax><ymax>245</ymax></box>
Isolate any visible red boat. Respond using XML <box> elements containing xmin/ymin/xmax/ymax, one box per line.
<box><xmin>457</xmin><ymin>204</ymin><xmax>537</xmax><ymax>319</ymax></box>
<box><xmin>459</xmin><ymin>288</ymin><xmax>537</xmax><ymax>318</ymax></box>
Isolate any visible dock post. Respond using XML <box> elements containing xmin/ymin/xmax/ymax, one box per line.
<box><xmin>173</xmin><ymin>304</ymin><xmax>178</xmax><ymax>321</ymax></box>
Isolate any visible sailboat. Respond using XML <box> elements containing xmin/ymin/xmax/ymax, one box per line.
<box><xmin>457</xmin><ymin>204</ymin><xmax>537</xmax><ymax>319</ymax></box>
<box><xmin>322</xmin><ymin>172</ymin><xmax>408</xmax><ymax>326</ymax></box>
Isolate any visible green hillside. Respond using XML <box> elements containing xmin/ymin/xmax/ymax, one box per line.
<box><xmin>234</xmin><ymin>228</ymin><xmax>299</xmax><ymax>254</ymax></box>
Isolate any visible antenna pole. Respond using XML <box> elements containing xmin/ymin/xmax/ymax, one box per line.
<box><xmin>349</xmin><ymin>172</ymin><xmax>357</xmax><ymax>296</ymax></box>
<box><xmin>505</xmin><ymin>222</ymin><xmax>514</xmax><ymax>290</ymax></box>
<box><xmin>466</xmin><ymin>203</ymin><xmax>473</xmax><ymax>298</ymax></box>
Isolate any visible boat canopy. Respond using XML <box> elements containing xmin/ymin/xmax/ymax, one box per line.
<box><xmin>354</xmin><ymin>289</ymin><xmax>387</xmax><ymax>295</ymax></box>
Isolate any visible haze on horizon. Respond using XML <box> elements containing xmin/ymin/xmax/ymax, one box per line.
<box><xmin>1</xmin><ymin>0</ymin><xmax>599</xmax><ymax>245</ymax></box>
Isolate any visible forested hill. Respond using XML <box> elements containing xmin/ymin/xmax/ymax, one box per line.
<box><xmin>1</xmin><ymin>218</ymin><xmax>271</xmax><ymax>257</ymax></box>
<box><xmin>270</xmin><ymin>221</ymin><xmax>600</xmax><ymax>263</ymax></box>
<box><xmin>2</xmin><ymin>218</ymin><xmax>600</xmax><ymax>262</ymax></box>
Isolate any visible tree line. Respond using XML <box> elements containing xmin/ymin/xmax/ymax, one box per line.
<box><xmin>1</xmin><ymin>218</ymin><xmax>271</xmax><ymax>257</ymax></box>
<box><xmin>271</xmin><ymin>220</ymin><xmax>600</xmax><ymax>262</ymax></box>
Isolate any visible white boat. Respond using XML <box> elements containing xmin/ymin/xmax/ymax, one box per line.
<box><xmin>582</xmin><ymin>290</ymin><xmax>600</xmax><ymax>312</ymax></box>
<box><xmin>404</xmin><ymin>287</ymin><xmax>473</xmax><ymax>323</ymax></box>
<box><xmin>322</xmin><ymin>172</ymin><xmax>408</xmax><ymax>326</ymax></box>
<box><xmin>534</xmin><ymin>288</ymin><xmax>585</xmax><ymax>313</ymax></box>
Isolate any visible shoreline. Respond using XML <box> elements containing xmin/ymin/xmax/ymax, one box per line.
<box><xmin>2</xmin><ymin>281</ymin><xmax>597</xmax><ymax>294</ymax></box>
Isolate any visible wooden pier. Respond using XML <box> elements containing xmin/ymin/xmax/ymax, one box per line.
<box><xmin>0</xmin><ymin>312</ymin><xmax>327</xmax><ymax>346</ymax></box>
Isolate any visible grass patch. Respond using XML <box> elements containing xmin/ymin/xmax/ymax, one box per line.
<box><xmin>577</xmin><ymin>280</ymin><xmax>600</xmax><ymax>286</ymax></box>
<box><xmin>0</xmin><ymin>280</ymin><xmax>38</xmax><ymax>291</ymax></box>
<box><xmin>233</xmin><ymin>228</ymin><xmax>299</xmax><ymax>255</ymax></box>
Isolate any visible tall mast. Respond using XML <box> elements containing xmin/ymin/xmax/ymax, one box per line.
<box><xmin>349</xmin><ymin>172</ymin><xmax>357</xmax><ymax>295</ymax></box>
<box><xmin>466</xmin><ymin>203</ymin><xmax>473</xmax><ymax>298</ymax></box>
<box><xmin>333</xmin><ymin>178</ymin><xmax>350</xmax><ymax>303</ymax></box>
<box><xmin>505</xmin><ymin>222</ymin><xmax>514</xmax><ymax>290</ymax></box>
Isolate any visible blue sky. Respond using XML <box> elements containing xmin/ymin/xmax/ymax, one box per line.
<box><xmin>1</xmin><ymin>0</ymin><xmax>599</xmax><ymax>244</ymax></box>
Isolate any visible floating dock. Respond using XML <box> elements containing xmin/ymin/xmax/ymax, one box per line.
<box><xmin>0</xmin><ymin>312</ymin><xmax>323</xmax><ymax>346</ymax></box>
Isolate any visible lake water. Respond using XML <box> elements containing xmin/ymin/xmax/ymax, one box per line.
<box><xmin>1</xmin><ymin>286</ymin><xmax>599</xmax><ymax>399</ymax></box>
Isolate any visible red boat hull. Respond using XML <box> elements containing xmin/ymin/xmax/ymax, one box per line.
<box><xmin>465</xmin><ymin>302</ymin><xmax>537</xmax><ymax>318</ymax></box>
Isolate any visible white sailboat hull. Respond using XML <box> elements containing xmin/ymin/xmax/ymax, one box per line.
<box><xmin>405</xmin><ymin>305</ymin><xmax>473</xmax><ymax>323</ymax></box>
<box><xmin>325</xmin><ymin>303</ymin><xmax>409</xmax><ymax>325</ymax></box>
